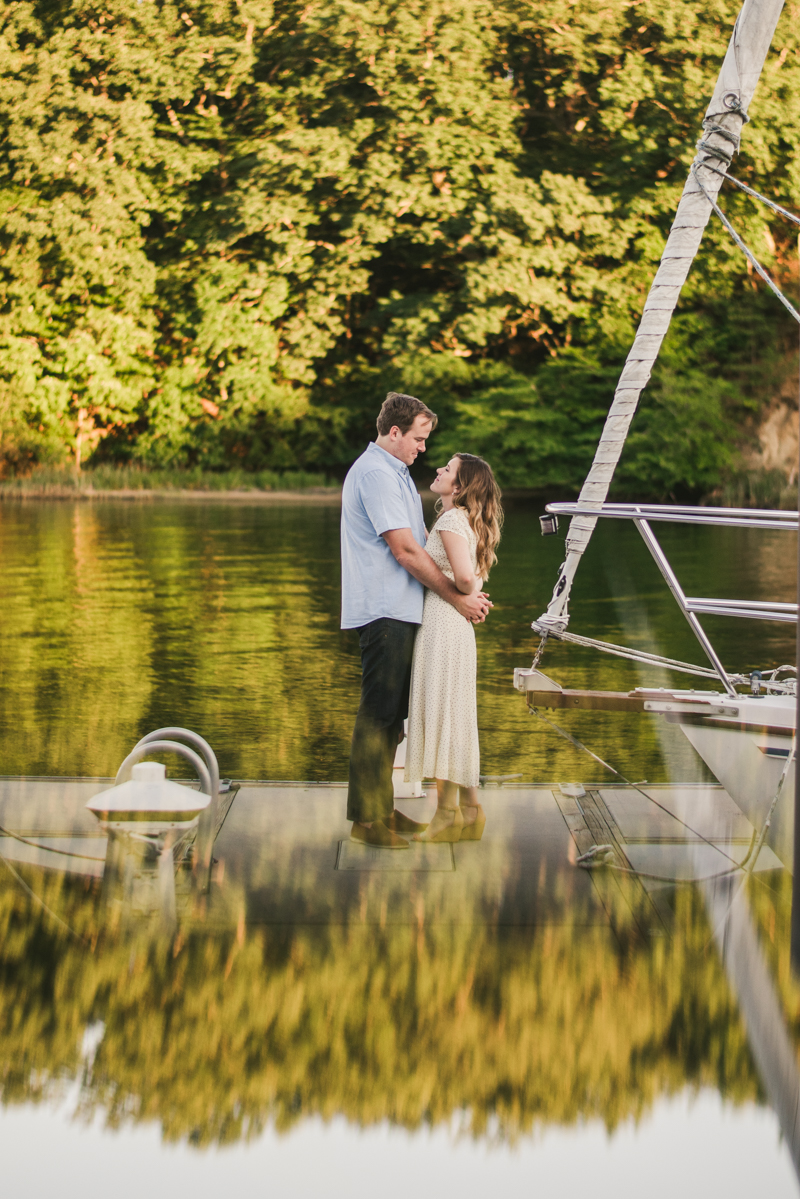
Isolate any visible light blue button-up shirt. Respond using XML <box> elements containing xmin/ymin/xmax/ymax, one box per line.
<box><xmin>340</xmin><ymin>442</ymin><xmax>427</xmax><ymax>629</ymax></box>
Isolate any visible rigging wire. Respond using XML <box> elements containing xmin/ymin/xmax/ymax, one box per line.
<box><xmin>531</xmin><ymin>626</ymin><xmax>795</xmax><ymax>691</ymax></box>
<box><xmin>0</xmin><ymin>854</ymin><xmax>87</xmax><ymax>945</ymax></box>
<box><xmin>531</xmin><ymin>704</ymin><xmax>751</xmax><ymax>866</ymax></box>
<box><xmin>0</xmin><ymin>823</ymin><xmax>106</xmax><ymax>862</ymax></box>
<box><xmin>693</xmin><ymin>165</ymin><xmax>800</xmax><ymax>327</ymax></box>
<box><xmin>528</xmin><ymin>703</ymin><xmax>777</xmax><ymax>882</ymax></box>
<box><xmin>531</xmin><ymin>626</ymin><xmax>756</xmax><ymax>687</ymax></box>
<box><xmin>703</xmin><ymin>162</ymin><xmax>800</xmax><ymax>228</ymax></box>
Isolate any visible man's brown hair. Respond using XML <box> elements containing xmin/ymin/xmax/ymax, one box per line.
<box><xmin>376</xmin><ymin>391</ymin><xmax>438</xmax><ymax>436</ymax></box>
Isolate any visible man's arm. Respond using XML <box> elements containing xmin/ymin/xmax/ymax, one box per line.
<box><xmin>383</xmin><ymin>529</ymin><xmax>492</xmax><ymax>622</ymax></box>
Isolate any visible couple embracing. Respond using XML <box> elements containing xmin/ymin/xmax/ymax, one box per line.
<box><xmin>341</xmin><ymin>391</ymin><xmax>503</xmax><ymax>849</ymax></box>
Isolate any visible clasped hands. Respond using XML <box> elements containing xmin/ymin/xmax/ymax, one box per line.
<box><xmin>459</xmin><ymin>591</ymin><xmax>493</xmax><ymax>624</ymax></box>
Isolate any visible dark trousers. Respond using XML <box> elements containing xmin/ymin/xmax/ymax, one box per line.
<box><xmin>347</xmin><ymin>618</ymin><xmax>418</xmax><ymax>824</ymax></box>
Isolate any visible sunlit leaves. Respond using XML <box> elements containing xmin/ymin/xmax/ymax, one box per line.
<box><xmin>1</xmin><ymin>0</ymin><xmax>798</xmax><ymax>486</ymax></box>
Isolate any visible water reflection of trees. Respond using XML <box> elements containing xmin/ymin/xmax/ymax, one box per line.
<box><xmin>0</xmin><ymin>503</ymin><xmax>794</xmax><ymax>784</ymax></box>
<box><xmin>0</xmin><ymin>502</ymin><xmax>356</xmax><ymax>780</ymax></box>
<box><xmin>0</xmin><ymin>866</ymin><xmax>763</xmax><ymax>1146</ymax></box>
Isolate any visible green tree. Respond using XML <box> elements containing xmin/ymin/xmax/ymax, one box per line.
<box><xmin>1</xmin><ymin>0</ymin><xmax>798</xmax><ymax>491</ymax></box>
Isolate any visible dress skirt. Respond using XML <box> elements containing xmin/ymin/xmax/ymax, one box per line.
<box><xmin>404</xmin><ymin>589</ymin><xmax>480</xmax><ymax>788</ymax></box>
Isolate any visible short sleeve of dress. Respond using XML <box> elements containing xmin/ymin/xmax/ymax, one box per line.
<box><xmin>435</xmin><ymin>508</ymin><xmax>472</xmax><ymax>540</ymax></box>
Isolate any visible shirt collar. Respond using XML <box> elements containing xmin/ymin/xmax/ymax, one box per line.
<box><xmin>367</xmin><ymin>440</ymin><xmax>409</xmax><ymax>476</ymax></box>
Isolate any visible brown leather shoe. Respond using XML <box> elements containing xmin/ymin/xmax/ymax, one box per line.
<box><xmin>350</xmin><ymin>821</ymin><xmax>409</xmax><ymax>849</ymax></box>
<box><xmin>385</xmin><ymin>809</ymin><xmax>429</xmax><ymax>835</ymax></box>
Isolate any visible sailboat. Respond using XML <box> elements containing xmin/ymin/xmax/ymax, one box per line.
<box><xmin>514</xmin><ymin>0</ymin><xmax>800</xmax><ymax>868</ymax></box>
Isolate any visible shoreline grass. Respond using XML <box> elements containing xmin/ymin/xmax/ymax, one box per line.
<box><xmin>3</xmin><ymin>464</ymin><xmax>793</xmax><ymax>508</ymax></box>
<box><xmin>712</xmin><ymin>468</ymin><xmax>797</xmax><ymax>511</ymax></box>
<box><xmin>0</xmin><ymin>464</ymin><xmax>339</xmax><ymax>498</ymax></box>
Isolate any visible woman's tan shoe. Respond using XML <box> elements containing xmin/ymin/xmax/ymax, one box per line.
<box><xmin>458</xmin><ymin>803</ymin><xmax>486</xmax><ymax>842</ymax></box>
<box><xmin>413</xmin><ymin>806</ymin><xmax>464</xmax><ymax>843</ymax></box>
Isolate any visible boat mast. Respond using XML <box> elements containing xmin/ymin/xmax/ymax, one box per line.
<box><xmin>536</xmin><ymin>0</ymin><xmax>785</xmax><ymax>635</ymax></box>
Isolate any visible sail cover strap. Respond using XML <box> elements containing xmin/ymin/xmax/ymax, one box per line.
<box><xmin>541</xmin><ymin>0</ymin><xmax>786</xmax><ymax>630</ymax></box>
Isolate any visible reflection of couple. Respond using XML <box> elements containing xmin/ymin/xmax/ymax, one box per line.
<box><xmin>341</xmin><ymin>391</ymin><xmax>502</xmax><ymax>849</ymax></box>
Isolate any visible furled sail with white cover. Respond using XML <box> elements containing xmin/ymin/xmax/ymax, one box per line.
<box><xmin>536</xmin><ymin>0</ymin><xmax>786</xmax><ymax>634</ymax></box>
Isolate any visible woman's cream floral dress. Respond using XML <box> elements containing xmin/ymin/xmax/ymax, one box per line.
<box><xmin>404</xmin><ymin>507</ymin><xmax>480</xmax><ymax>788</ymax></box>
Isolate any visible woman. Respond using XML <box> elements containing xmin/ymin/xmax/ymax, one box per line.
<box><xmin>404</xmin><ymin>453</ymin><xmax>503</xmax><ymax>843</ymax></box>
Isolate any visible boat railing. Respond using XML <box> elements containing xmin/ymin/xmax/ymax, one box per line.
<box><xmin>546</xmin><ymin>501</ymin><xmax>798</xmax><ymax>533</ymax></box>
<box><xmin>536</xmin><ymin>502</ymin><xmax>798</xmax><ymax>696</ymax></box>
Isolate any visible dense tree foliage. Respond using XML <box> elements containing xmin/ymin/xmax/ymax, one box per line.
<box><xmin>1</xmin><ymin>0</ymin><xmax>799</xmax><ymax>492</ymax></box>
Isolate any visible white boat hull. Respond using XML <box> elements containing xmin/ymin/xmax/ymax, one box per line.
<box><xmin>661</xmin><ymin>693</ymin><xmax>795</xmax><ymax>870</ymax></box>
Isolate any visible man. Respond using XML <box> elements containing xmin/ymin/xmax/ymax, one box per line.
<box><xmin>341</xmin><ymin>391</ymin><xmax>492</xmax><ymax>849</ymax></box>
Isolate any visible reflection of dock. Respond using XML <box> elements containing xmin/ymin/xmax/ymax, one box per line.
<box><xmin>0</xmin><ymin>777</ymin><xmax>784</xmax><ymax>935</ymax></box>
<box><xmin>0</xmin><ymin>777</ymin><xmax>111</xmax><ymax>877</ymax></box>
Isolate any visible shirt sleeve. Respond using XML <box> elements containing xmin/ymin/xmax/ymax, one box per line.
<box><xmin>435</xmin><ymin>509</ymin><xmax>471</xmax><ymax>540</ymax></box>
<box><xmin>359</xmin><ymin>469</ymin><xmax>413</xmax><ymax>536</ymax></box>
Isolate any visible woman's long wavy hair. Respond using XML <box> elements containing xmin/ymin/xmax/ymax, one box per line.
<box><xmin>437</xmin><ymin>453</ymin><xmax>503</xmax><ymax>580</ymax></box>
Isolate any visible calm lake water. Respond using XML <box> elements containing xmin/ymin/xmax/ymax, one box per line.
<box><xmin>1</xmin><ymin>497</ymin><xmax>799</xmax><ymax>1198</ymax></box>
<box><xmin>0</xmin><ymin>496</ymin><xmax>795</xmax><ymax>781</ymax></box>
